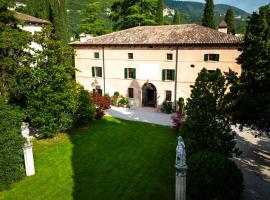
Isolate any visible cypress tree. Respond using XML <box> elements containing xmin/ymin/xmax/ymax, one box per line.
<box><xmin>172</xmin><ymin>10</ymin><xmax>181</xmax><ymax>24</ymax></box>
<box><xmin>202</xmin><ymin>0</ymin><xmax>215</xmax><ymax>29</ymax></box>
<box><xmin>225</xmin><ymin>7</ymin><xmax>235</xmax><ymax>34</ymax></box>
<box><xmin>156</xmin><ymin>0</ymin><xmax>163</xmax><ymax>25</ymax></box>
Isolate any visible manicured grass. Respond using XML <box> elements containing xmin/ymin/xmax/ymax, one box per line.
<box><xmin>0</xmin><ymin>116</ymin><xmax>176</xmax><ymax>200</ymax></box>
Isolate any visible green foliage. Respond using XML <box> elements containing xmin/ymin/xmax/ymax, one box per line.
<box><xmin>113</xmin><ymin>91</ymin><xmax>120</xmax><ymax>96</ymax></box>
<box><xmin>161</xmin><ymin>101</ymin><xmax>173</xmax><ymax>114</ymax></box>
<box><xmin>118</xmin><ymin>96</ymin><xmax>129</xmax><ymax>107</ymax></box>
<box><xmin>187</xmin><ymin>151</ymin><xmax>243</xmax><ymax>200</ymax></box>
<box><xmin>0</xmin><ymin>98</ymin><xmax>25</xmax><ymax>190</ymax></box>
<box><xmin>225</xmin><ymin>7</ymin><xmax>235</xmax><ymax>34</ymax></box>
<box><xmin>110</xmin><ymin>0</ymin><xmax>157</xmax><ymax>30</ymax></box>
<box><xmin>180</xmin><ymin>68</ymin><xmax>239</xmax><ymax>157</ymax></box>
<box><xmin>73</xmin><ymin>84</ymin><xmax>96</xmax><ymax>124</ymax></box>
<box><xmin>13</xmin><ymin>26</ymin><xmax>77</xmax><ymax>138</ymax></box>
<box><xmin>0</xmin><ymin>0</ymin><xmax>30</xmax><ymax>98</ymax></box>
<box><xmin>80</xmin><ymin>2</ymin><xmax>112</xmax><ymax>36</ymax></box>
<box><xmin>20</xmin><ymin>0</ymin><xmax>69</xmax><ymax>41</ymax></box>
<box><xmin>156</xmin><ymin>0</ymin><xmax>164</xmax><ymax>25</ymax></box>
<box><xmin>234</xmin><ymin>5</ymin><xmax>270</xmax><ymax>135</ymax></box>
<box><xmin>172</xmin><ymin>10</ymin><xmax>181</xmax><ymax>24</ymax></box>
<box><xmin>202</xmin><ymin>0</ymin><xmax>215</xmax><ymax>29</ymax></box>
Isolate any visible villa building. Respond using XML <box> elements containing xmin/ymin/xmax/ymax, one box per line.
<box><xmin>71</xmin><ymin>24</ymin><xmax>241</xmax><ymax>109</ymax></box>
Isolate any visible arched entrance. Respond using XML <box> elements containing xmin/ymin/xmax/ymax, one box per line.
<box><xmin>142</xmin><ymin>83</ymin><xmax>157</xmax><ymax>107</ymax></box>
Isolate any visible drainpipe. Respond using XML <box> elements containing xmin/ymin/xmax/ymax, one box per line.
<box><xmin>174</xmin><ymin>46</ymin><xmax>179</xmax><ymax>112</ymax></box>
<box><xmin>102</xmin><ymin>46</ymin><xmax>106</xmax><ymax>95</ymax></box>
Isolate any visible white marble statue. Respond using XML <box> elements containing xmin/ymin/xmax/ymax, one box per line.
<box><xmin>21</xmin><ymin>122</ymin><xmax>30</xmax><ymax>143</ymax></box>
<box><xmin>175</xmin><ymin>136</ymin><xmax>187</xmax><ymax>170</ymax></box>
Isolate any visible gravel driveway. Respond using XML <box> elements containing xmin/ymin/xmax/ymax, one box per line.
<box><xmin>233</xmin><ymin>127</ymin><xmax>270</xmax><ymax>200</ymax></box>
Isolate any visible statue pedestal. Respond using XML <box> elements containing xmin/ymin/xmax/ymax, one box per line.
<box><xmin>23</xmin><ymin>143</ymin><xmax>35</xmax><ymax>176</ymax></box>
<box><xmin>175</xmin><ymin>169</ymin><xmax>187</xmax><ymax>200</ymax></box>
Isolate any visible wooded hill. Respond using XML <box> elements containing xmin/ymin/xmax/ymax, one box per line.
<box><xmin>13</xmin><ymin>0</ymin><xmax>250</xmax><ymax>36</ymax></box>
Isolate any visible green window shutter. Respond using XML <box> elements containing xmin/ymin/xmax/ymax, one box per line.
<box><xmin>133</xmin><ymin>68</ymin><xmax>136</xmax><ymax>79</ymax></box>
<box><xmin>171</xmin><ymin>70</ymin><xmax>175</xmax><ymax>81</ymax></box>
<box><xmin>98</xmin><ymin>67</ymin><xmax>102</xmax><ymax>77</ymax></box>
<box><xmin>92</xmin><ymin>67</ymin><xmax>95</xmax><ymax>77</ymax></box>
<box><xmin>216</xmin><ymin>54</ymin><xmax>220</xmax><ymax>61</ymax></box>
<box><xmin>124</xmin><ymin>68</ymin><xmax>128</xmax><ymax>79</ymax></box>
<box><xmin>204</xmin><ymin>54</ymin><xmax>208</xmax><ymax>61</ymax></box>
<box><xmin>162</xmin><ymin>69</ymin><xmax>165</xmax><ymax>81</ymax></box>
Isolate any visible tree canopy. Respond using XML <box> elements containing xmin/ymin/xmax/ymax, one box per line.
<box><xmin>202</xmin><ymin>0</ymin><xmax>215</xmax><ymax>29</ymax></box>
<box><xmin>110</xmin><ymin>0</ymin><xmax>157</xmax><ymax>30</ymax></box>
<box><xmin>172</xmin><ymin>10</ymin><xmax>181</xmax><ymax>24</ymax></box>
<box><xmin>0</xmin><ymin>0</ymin><xmax>30</xmax><ymax>98</ymax></box>
<box><xmin>225</xmin><ymin>7</ymin><xmax>235</xmax><ymax>34</ymax></box>
<box><xmin>80</xmin><ymin>2</ymin><xmax>112</xmax><ymax>36</ymax></box>
<box><xmin>233</xmin><ymin>5</ymin><xmax>270</xmax><ymax>136</ymax></box>
<box><xmin>156</xmin><ymin>0</ymin><xmax>163</xmax><ymax>25</ymax></box>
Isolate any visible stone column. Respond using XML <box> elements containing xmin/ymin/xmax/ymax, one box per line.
<box><xmin>175</xmin><ymin>168</ymin><xmax>187</xmax><ymax>200</ymax></box>
<box><xmin>175</xmin><ymin>136</ymin><xmax>187</xmax><ymax>200</ymax></box>
<box><xmin>23</xmin><ymin>143</ymin><xmax>35</xmax><ymax>176</ymax></box>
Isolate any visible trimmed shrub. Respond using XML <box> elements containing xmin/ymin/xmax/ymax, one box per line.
<box><xmin>161</xmin><ymin>101</ymin><xmax>173</xmax><ymax>113</ymax></box>
<box><xmin>73</xmin><ymin>85</ymin><xmax>96</xmax><ymax>124</ymax></box>
<box><xmin>187</xmin><ymin>151</ymin><xmax>244</xmax><ymax>200</ymax></box>
<box><xmin>118</xmin><ymin>96</ymin><xmax>129</xmax><ymax>107</ymax></box>
<box><xmin>91</xmin><ymin>93</ymin><xmax>111</xmax><ymax>119</ymax></box>
<box><xmin>0</xmin><ymin>98</ymin><xmax>25</xmax><ymax>190</ymax></box>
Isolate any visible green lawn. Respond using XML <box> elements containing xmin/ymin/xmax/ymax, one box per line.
<box><xmin>0</xmin><ymin>116</ymin><xmax>176</xmax><ymax>200</ymax></box>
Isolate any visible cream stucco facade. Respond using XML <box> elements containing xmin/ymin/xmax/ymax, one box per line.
<box><xmin>74</xmin><ymin>45</ymin><xmax>241</xmax><ymax>109</ymax></box>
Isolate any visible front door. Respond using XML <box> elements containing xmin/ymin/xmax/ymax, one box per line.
<box><xmin>142</xmin><ymin>83</ymin><xmax>157</xmax><ymax>107</ymax></box>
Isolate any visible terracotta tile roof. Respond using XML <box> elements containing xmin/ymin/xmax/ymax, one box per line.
<box><xmin>71</xmin><ymin>24</ymin><xmax>241</xmax><ymax>46</ymax></box>
<box><xmin>15</xmin><ymin>12</ymin><xmax>51</xmax><ymax>25</ymax></box>
<box><xmin>219</xmin><ymin>20</ymin><xmax>228</xmax><ymax>28</ymax></box>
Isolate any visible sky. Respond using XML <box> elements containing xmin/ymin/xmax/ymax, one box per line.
<box><xmin>179</xmin><ymin>0</ymin><xmax>270</xmax><ymax>13</ymax></box>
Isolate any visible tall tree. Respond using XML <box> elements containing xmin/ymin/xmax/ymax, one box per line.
<box><xmin>110</xmin><ymin>0</ymin><xmax>157</xmax><ymax>30</ymax></box>
<box><xmin>0</xmin><ymin>0</ymin><xmax>30</xmax><ymax>98</ymax></box>
<box><xmin>180</xmin><ymin>68</ymin><xmax>239</xmax><ymax>157</ymax></box>
<box><xmin>156</xmin><ymin>0</ymin><xmax>163</xmax><ymax>25</ymax></box>
<box><xmin>80</xmin><ymin>2</ymin><xmax>112</xmax><ymax>36</ymax></box>
<box><xmin>14</xmin><ymin>26</ymin><xmax>77</xmax><ymax>138</ymax></box>
<box><xmin>225</xmin><ymin>7</ymin><xmax>235</xmax><ymax>34</ymax></box>
<box><xmin>172</xmin><ymin>10</ymin><xmax>181</xmax><ymax>24</ymax></box>
<box><xmin>233</xmin><ymin>5</ymin><xmax>270</xmax><ymax>136</ymax></box>
<box><xmin>202</xmin><ymin>0</ymin><xmax>215</xmax><ymax>29</ymax></box>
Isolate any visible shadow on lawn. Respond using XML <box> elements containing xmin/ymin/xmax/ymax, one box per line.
<box><xmin>69</xmin><ymin>117</ymin><xmax>176</xmax><ymax>200</ymax></box>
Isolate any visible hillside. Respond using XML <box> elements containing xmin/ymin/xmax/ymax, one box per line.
<box><xmin>13</xmin><ymin>0</ymin><xmax>249</xmax><ymax>35</ymax></box>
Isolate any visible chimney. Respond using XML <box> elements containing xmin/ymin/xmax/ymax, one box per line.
<box><xmin>79</xmin><ymin>33</ymin><xmax>94</xmax><ymax>42</ymax></box>
<box><xmin>218</xmin><ymin>20</ymin><xmax>228</xmax><ymax>34</ymax></box>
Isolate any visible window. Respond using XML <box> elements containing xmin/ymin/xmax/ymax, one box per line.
<box><xmin>128</xmin><ymin>88</ymin><xmax>134</xmax><ymax>98</ymax></box>
<box><xmin>124</xmin><ymin>68</ymin><xmax>136</xmax><ymax>79</ymax></box>
<box><xmin>190</xmin><ymin>64</ymin><xmax>195</xmax><ymax>68</ymax></box>
<box><xmin>92</xmin><ymin>67</ymin><xmax>102</xmax><ymax>77</ymax></box>
<box><xmin>208</xmin><ymin>70</ymin><xmax>215</xmax><ymax>73</ymax></box>
<box><xmin>128</xmin><ymin>53</ymin><xmax>133</xmax><ymax>60</ymax></box>
<box><xmin>94</xmin><ymin>52</ymin><xmax>100</xmax><ymax>59</ymax></box>
<box><xmin>96</xmin><ymin>86</ymin><xmax>103</xmax><ymax>95</ymax></box>
<box><xmin>162</xmin><ymin>69</ymin><xmax>175</xmax><ymax>81</ymax></box>
<box><xmin>204</xmin><ymin>54</ymin><xmax>220</xmax><ymax>62</ymax></box>
<box><xmin>167</xmin><ymin>53</ymin><xmax>173</xmax><ymax>61</ymax></box>
<box><xmin>165</xmin><ymin>90</ymin><xmax>172</xmax><ymax>101</ymax></box>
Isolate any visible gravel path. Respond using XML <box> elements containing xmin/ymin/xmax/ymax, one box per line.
<box><xmin>233</xmin><ymin>127</ymin><xmax>270</xmax><ymax>200</ymax></box>
<box><xmin>106</xmin><ymin>106</ymin><xmax>173</xmax><ymax>126</ymax></box>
